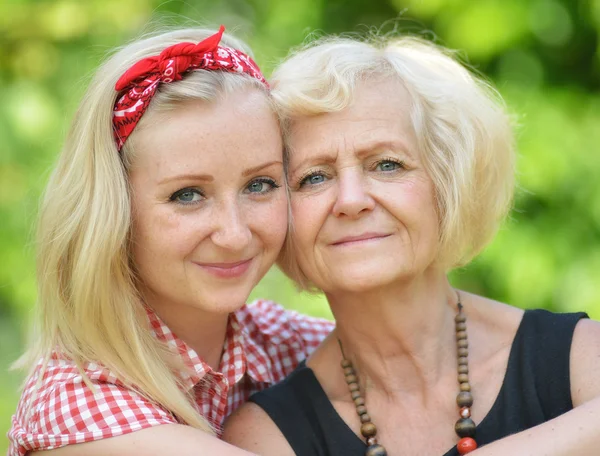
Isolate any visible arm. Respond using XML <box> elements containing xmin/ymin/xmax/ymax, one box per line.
<box><xmin>34</xmin><ymin>424</ymin><xmax>257</xmax><ymax>456</ymax></box>
<box><xmin>469</xmin><ymin>394</ymin><xmax>600</xmax><ymax>455</ymax></box>
<box><xmin>471</xmin><ymin>318</ymin><xmax>600</xmax><ymax>455</ymax></box>
<box><xmin>222</xmin><ymin>402</ymin><xmax>295</xmax><ymax>456</ymax></box>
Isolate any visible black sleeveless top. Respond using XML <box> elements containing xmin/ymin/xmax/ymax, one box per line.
<box><xmin>249</xmin><ymin>309</ymin><xmax>587</xmax><ymax>456</ymax></box>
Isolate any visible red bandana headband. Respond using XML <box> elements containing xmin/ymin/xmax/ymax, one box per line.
<box><xmin>112</xmin><ymin>25</ymin><xmax>268</xmax><ymax>151</ymax></box>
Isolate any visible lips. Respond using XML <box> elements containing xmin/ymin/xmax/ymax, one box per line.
<box><xmin>193</xmin><ymin>258</ymin><xmax>253</xmax><ymax>279</ymax></box>
<box><xmin>331</xmin><ymin>233</ymin><xmax>391</xmax><ymax>246</ymax></box>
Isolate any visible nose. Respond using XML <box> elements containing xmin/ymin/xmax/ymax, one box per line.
<box><xmin>332</xmin><ymin>168</ymin><xmax>375</xmax><ymax>218</ymax></box>
<box><xmin>210</xmin><ymin>198</ymin><xmax>252</xmax><ymax>251</ymax></box>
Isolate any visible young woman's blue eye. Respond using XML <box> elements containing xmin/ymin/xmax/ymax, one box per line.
<box><xmin>245</xmin><ymin>178</ymin><xmax>280</xmax><ymax>194</ymax></box>
<box><xmin>375</xmin><ymin>160</ymin><xmax>404</xmax><ymax>172</ymax></box>
<box><xmin>299</xmin><ymin>172</ymin><xmax>328</xmax><ymax>187</ymax></box>
<box><xmin>170</xmin><ymin>188</ymin><xmax>203</xmax><ymax>205</ymax></box>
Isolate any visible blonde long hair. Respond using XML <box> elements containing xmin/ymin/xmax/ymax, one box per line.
<box><xmin>17</xmin><ymin>27</ymin><xmax>267</xmax><ymax>432</ymax></box>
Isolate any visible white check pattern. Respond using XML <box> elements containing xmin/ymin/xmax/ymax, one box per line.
<box><xmin>8</xmin><ymin>300</ymin><xmax>334</xmax><ymax>455</ymax></box>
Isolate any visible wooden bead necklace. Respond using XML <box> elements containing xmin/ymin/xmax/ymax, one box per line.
<box><xmin>338</xmin><ymin>293</ymin><xmax>478</xmax><ymax>456</ymax></box>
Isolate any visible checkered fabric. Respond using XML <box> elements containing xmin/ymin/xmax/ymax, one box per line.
<box><xmin>8</xmin><ymin>300</ymin><xmax>334</xmax><ymax>455</ymax></box>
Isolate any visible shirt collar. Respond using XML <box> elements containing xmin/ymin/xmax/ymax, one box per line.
<box><xmin>146</xmin><ymin>305</ymin><xmax>274</xmax><ymax>392</ymax></box>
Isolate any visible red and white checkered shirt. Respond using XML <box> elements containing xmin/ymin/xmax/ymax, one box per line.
<box><xmin>8</xmin><ymin>300</ymin><xmax>333</xmax><ymax>456</ymax></box>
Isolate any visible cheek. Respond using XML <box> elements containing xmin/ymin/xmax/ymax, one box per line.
<box><xmin>250</xmin><ymin>194</ymin><xmax>289</xmax><ymax>247</ymax></box>
<box><xmin>290</xmin><ymin>193</ymin><xmax>330</xmax><ymax>253</ymax></box>
<box><xmin>391</xmin><ymin>181</ymin><xmax>440</xmax><ymax>242</ymax></box>
<box><xmin>132</xmin><ymin>205</ymin><xmax>198</xmax><ymax>263</ymax></box>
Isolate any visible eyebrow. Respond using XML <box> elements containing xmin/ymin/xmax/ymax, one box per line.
<box><xmin>242</xmin><ymin>160</ymin><xmax>283</xmax><ymax>177</ymax></box>
<box><xmin>158</xmin><ymin>160</ymin><xmax>283</xmax><ymax>185</ymax></box>
<box><xmin>355</xmin><ymin>140</ymin><xmax>413</xmax><ymax>159</ymax></box>
<box><xmin>158</xmin><ymin>174</ymin><xmax>214</xmax><ymax>185</ymax></box>
<box><xmin>290</xmin><ymin>154</ymin><xmax>337</xmax><ymax>177</ymax></box>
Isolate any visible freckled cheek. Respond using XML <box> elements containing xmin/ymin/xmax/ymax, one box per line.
<box><xmin>247</xmin><ymin>196</ymin><xmax>289</xmax><ymax>247</ymax></box>
<box><xmin>133</xmin><ymin>208</ymin><xmax>209</xmax><ymax>260</ymax></box>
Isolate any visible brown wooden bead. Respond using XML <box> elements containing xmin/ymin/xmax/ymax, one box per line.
<box><xmin>458</xmin><ymin>347</ymin><xmax>469</xmax><ymax>357</ymax></box>
<box><xmin>344</xmin><ymin>366</ymin><xmax>355</xmax><ymax>376</ymax></box>
<box><xmin>360</xmin><ymin>413</ymin><xmax>371</xmax><ymax>423</ymax></box>
<box><xmin>354</xmin><ymin>396</ymin><xmax>365</xmax><ymax>407</ymax></box>
<box><xmin>455</xmin><ymin>417</ymin><xmax>476</xmax><ymax>438</ymax></box>
<box><xmin>361</xmin><ymin>422</ymin><xmax>377</xmax><ymax>438</ymax></box>
<box><xmin>366</xmin><ymin>444</ymin><xmax>388</xmax><ymax>456</ymax></box>
<box><xmin>456</xmin><ymin>330</ymin><xmax>467</xmax><ymax>340</ymax></box>
<box><xmin>458</xmin><ymin>373</ymin><xmax>469</xmax><ymax>383</ymax></box>
<box><xmin>458</xmin><ymin>364</ymin><xmax>469</xmax><ymax>374</ymax></box>
<box><xmin>345</xmin><ymin>374</ymin><xmax>358</xmax><ymax>384</ymax></box>
<box><xmin>456</xmin><ymin>322</ymin><xmax>467</xmax><ymax>331</ymax></box>
<box><xmin>457</xmin><ymin>339</ymin><xmax>468</xmax><ymax>349</ymax></box>
<box><xmin>349</xmin><ymin>382</ymin><xmax>360</xmax><ymax>392</ymax></box>
<box><xmin>460</xmin><ymin>382</ymin><xmax>471</xmax><ymax>392</ymax></box>
<box><xmin>341</xmin><ymin>359</ymin><xmax>352</xmax><ymax>368</ymax></box>
<box><xmin>456</xmin><ymin>391</ymin><xmax>474</xmax><ymax>407</ymax></box>
<box><xmin>351</xmin><ymin>390</ymin><xmax>362</xmax><ymax>400</ymax></box>
<box><xmin>455</xmin><ymin>314</ymin><xmax>467</xmax><ymax>323</ymax></box>
<box><xmin>356</xmin><ymin>405</ymin><xmax>367</xmax><ymax>415</ymax></box>
<box><xmin>458</xmin><ymin>356</ymin><xmax>468</xmax><ymax>366</ymax></box>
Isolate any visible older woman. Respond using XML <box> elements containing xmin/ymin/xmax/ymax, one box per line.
<box><xmin>8</xmin><ymin>26</ymin><xmax>333</xmax><ymax>456</ymax></box>
<box><xmin>223</xmin><ymin>36</ymin><xmax>600</xmax><ymax>455</ymax></box>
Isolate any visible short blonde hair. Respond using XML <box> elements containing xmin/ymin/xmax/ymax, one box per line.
<box><xmin>273</xmin><ymin>35</ymin><xmax>515</xmax><ymax>288</ymax></box>
<box><xmin>18</xmin><ymin>27</ymin><xmax>267</xmax><ymax>433</ymax></box>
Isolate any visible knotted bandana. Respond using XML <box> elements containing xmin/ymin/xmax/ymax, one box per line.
<box><xmin>112</xmin><ymin>26</ymin><xmax>267</xmax><ymax>151</ymax></box>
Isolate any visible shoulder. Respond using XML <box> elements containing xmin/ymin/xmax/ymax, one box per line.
<box><xmin>237</xmin><ymin>299</ymin><xmax>334</xmax><ymax>350</ymax></box>
<box><xmin>569</xmin><ymin>317</ymin><xmax>600</xmax><ymax>406</ymax></box>
<box><xmin>493</xmin><ymin>306</ymin><xmax>593</xmax><ymax>410</ymax></box>
<box><xmin>223</xmin><ymin>401</ymin><xmax>295</xmax><ymax>456</ymax></box>
<box><xmin>8</xmin><ymin>355</ymin><xmax>175</xmax><ymax>455</ymax></box>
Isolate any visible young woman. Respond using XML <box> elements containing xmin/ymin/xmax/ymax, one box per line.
<box><xmin>8</xmin><ymin>26</ymin><xmax>332</xmax><ymax>456</ymax></box>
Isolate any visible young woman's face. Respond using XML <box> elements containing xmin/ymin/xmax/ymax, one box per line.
<box><xmin>129</xmin><ymin>88</ymin><xmax>287</xmax><ymax>316</ymax></box>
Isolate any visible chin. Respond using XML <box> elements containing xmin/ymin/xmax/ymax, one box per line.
<box><xmin>324</xmin><ymin>265</ymin><xmax>414</xmax><ymax>293</ymax></box>
<box><xmin>193</xmin><ymin>283</ymin><xmax>255</xmax><ymax>314</ymax></box>
<box><xmin>197</xmin><ymin>294</ymin><xmax>250</xmax><ymax>314</ymax></box>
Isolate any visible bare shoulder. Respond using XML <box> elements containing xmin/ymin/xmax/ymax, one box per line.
<box><xmin>570</xmin><ymin>317</ymin><xmax>600</xmax><ymax>406</ymax></box>
<box><xmin>223</xmin><ymin>402</ymin><xmax>295</xmax><ymax>456</ymax></box>
<box><xmin>34</xmin><ymin>424</ymin><xmax>254</xmax><ymax>456</ymax></box>
<box><xmin>462</xmin><ymin>291</ymin><xmax>524</xmax><ymax>343</ymax></box>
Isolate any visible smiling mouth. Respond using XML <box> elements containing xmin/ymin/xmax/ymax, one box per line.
<box><xmin>193</xmin><ymin>258</ymin><xmax>253</xmax><ymax>279</ymax></box>
<box><xmin>331</xmin><ymin>233</ymin><xmax>391</xmax><ymax>247</ymax></box>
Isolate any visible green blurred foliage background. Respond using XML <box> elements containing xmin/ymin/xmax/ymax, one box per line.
<box><xmin>1</xmin><ymin>0</ymin><xmax>599</xmax><ymax>450</ymax></box>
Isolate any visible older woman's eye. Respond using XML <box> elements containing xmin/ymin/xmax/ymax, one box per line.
<box><xmin>375</xmin><ymin>159</ymin><xmax>405</xmax><ymax>172</ymax></box>
<box><xmin>299</xmin><ymin>172</ymin><xmax>328</xmax><ymax>187</ymax></box>
<box><xmin>169</xmin><ymin>188</ymin><xmax>204</xmax><ymax>205</ymax></box>
<box><xmin>245</xmin><ymin>178</ymin><xmax>281</xmax><ymax>194</ymax></box>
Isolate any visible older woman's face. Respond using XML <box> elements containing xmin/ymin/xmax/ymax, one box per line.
<box><xmin>129</xmin><ymin>89</ymin><xmax>287</xmax><ymax>316</ymax></box>
<box><xmin>286</xmin><ymin>78</ymin><xmax>440</xmax><ymax>293</ymax></box>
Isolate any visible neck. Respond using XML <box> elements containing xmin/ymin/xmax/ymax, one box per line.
<box><xmin>328</xmin><ymin>269</ymin><xmax>459</xmax><ymax>396</ymax></box>
<box><xmin>146</xmin><ymin>296</ymin><xmax>230</xmax><ymax>371</ymax></box>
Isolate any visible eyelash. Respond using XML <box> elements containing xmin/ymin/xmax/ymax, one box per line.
<box><xmin>373</xmin><ymin>157</ymin><xmax>406</xmax><ymax>172</ymax></box>
<box><xmin>297</xmin><ymin>169</ymin><xmax>329</xmax><ymax>188</ymax></box>
<box><xmin>246</xmin><ymin>177</ymin><xmax>281</xmax><ymax>194</ymax></box>
<box><xmin>169</xmin><ymin>188</ymin><xmax>204</xmax><ymax>206</ymax></box>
